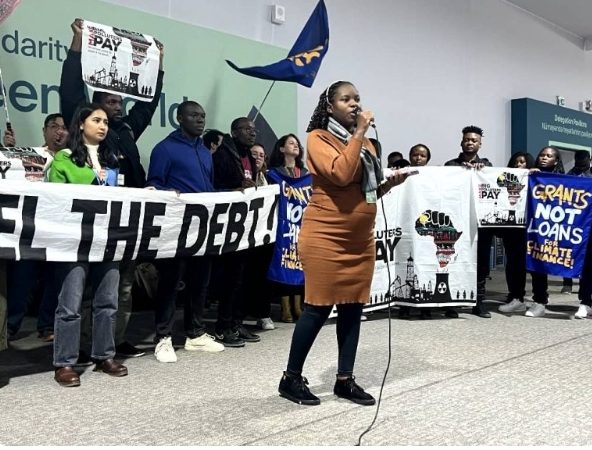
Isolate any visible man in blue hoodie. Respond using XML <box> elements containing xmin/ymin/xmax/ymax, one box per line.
<box><xmin>146</xmin><ymin>101</ymin><xmax>224</xmax><ymax>362</ymax></box>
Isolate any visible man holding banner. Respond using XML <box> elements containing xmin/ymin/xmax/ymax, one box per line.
<box><xmin>59</xmin><ymin>18</ymin><xmax>164</xmax><ymax>358</ymax></box>
<box><xmin>146</xmin><ymin>100</ymin><xmax>224</xmax><ymax>362</ymax></box>
<box><xmin>445</xmin><ymin>125</ymin><xmax>493</xmax><ymax>318</ymax></box>
<box><xmin>212</xmin><ymin>117</ymin><xmax>261</xmax><ymax>347</ymax></box>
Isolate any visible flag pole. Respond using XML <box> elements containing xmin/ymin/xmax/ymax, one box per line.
<box><xmin>252</xmin><ymin>80</ymin><xmax>276</xmax><ymax>122</ymax></box>
<box><xmin>0</xmin><ymin>65</ymin><xmax>12</xmax><ymax>131</ymax></box>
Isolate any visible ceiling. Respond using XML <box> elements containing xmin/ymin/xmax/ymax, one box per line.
<box><xmin>506</xmin><ymin>0</ymin><xmax>592</xmax><ymax>48</ymax></box>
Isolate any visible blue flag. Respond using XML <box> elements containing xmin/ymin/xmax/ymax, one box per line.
<box><xmin>226</xmin><ymin>0</ymin><xmax>329</xmax><ymax>87</ymax></box>
<box><xmin>267</xmin><ymin>169</ymin><xmax>312</xmax><ymax>285</ymax></box>
<box><xmin>526</xmin><ymin>172</ymin><xmax>592</xmax><ymax>277</ymax></box>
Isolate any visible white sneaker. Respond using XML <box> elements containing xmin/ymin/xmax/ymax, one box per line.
<box><xmin>574</xmin><ymin>304</ymin><xmax>592</xmax><ymax>319</ymax></box>
<box><xmin>257</xmin><ymin>318</ymin><xmax>275</xmax><ymax>330</ymax></box>
<box><xmin>154</xmin><ymin>336</ymin><xmax>177</xmax><ymax>362</ymax></box>
<box><xmin>184</xmin><ymin>333</ymin><xmax>224</xmax><ymax>352</ymax></box>
<box><xmin>525</xmin><ymin>303</ymin><xmax>546</xmax><ymax>318</ymax></box>
<box><xmin>499</xmin><ymin>299</ymin><xmax>527</xmax><ymax>313</ymax></box>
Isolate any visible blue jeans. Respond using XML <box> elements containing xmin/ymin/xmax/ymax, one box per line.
<box><xmin>53</xmin><ymin>261</ymin><xmax>119</xmax><ymax>367</ymax></box>
<box><xmin>7</xmin><ymin>261</ymin><xmax>58</xmax><ymax>335</ymax></box>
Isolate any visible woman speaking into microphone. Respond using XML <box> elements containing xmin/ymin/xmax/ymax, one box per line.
<box><xmin>278</xmin><ymin>81</ymin><xmax>408</xmax><ymax>406</ymax></box>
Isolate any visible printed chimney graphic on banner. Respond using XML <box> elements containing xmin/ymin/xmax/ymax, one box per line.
<box><xmin>364</xmin><ymin>167</ymin><xmax>477</xmax><ymax>316</ymax></box>
<box><xmin>81</xmin><ymin>20</ymin><xmax>160</xmax><ymax>101</ymax></box>
<box><xmin>474</xmin><ymin>167</ymin><xmax>528</xmax><ymax>227</ymax></box>
<box><xmin>388</xmin><ymin>210</ymin><xmax>473</xmax><ymax>304</ymax></box>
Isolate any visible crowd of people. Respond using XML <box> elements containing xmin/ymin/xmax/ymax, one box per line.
<box><xmin>2</xmin><ymin>21</ymin><xmax>591</xmax><ymax>397</ymax></box>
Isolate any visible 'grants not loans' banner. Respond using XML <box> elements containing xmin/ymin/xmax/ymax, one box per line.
<box><xmin>266</xmin><ymin>170</ymin><xmax>311</xmax><ymax>286</ymax></box>
<box><xmin>0</xmin><ymin>181</ymin><xmax>278</xmax><ymax>262</ymax></box>
<box><xmin>526</xmin><ymin>172</ymin><xmax>592</xmax><ymax>277</ymax></box>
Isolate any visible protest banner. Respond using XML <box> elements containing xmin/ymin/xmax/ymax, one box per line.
<box><xmin>0</xmin><ymin>180</ymin><xmax>278</xmax><ymax>262</ymax></box>
<box><xmin>266</xmin><ymin>170</ymin><xmax>311</xmax><ymax>285</ymax></box>
<box><xmin>81</xmin><ymin>20</ymin><xmax>160</xmax><ymax>101</ymax></box>
<box><xmin>473</xmin><ymin>167</ymin><xmax>528</xmax><ymax>227</ymax></box>
<box><xmin>526</xmin><ymin>172</ymin><xmax>592</xmax><ymax>277</ymax></box>
<box><xmin>370</xmin><ymin>167</ymin><xmax>477</xmax><ymax>312</ymax></box>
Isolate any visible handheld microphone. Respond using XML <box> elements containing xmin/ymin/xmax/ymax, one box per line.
<box><xmin>354</xmin><ymin>106</ymin><xmax>376</xmax><ymax>128</ymax></box>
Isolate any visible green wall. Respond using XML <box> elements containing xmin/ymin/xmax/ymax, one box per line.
<box><xmin>0</xmin><ymin>0</ymin><xmax>296</xmax><ymax>163</ymax></box>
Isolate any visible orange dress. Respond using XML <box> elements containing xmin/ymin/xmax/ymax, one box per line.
<box><xmin>298</xmin><ymin>129</ymin><xmax>377</xmax><ymax>306</ymax></box>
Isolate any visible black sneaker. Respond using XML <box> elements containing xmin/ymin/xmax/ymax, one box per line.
<box><xmin>116</xmin><ymin>341</ymin><xmax>146</xmax><ymax>358</ymax></box>
<box><xmin>278</xmin><ymin>372</ymin><xmax>320</xmax><ymax>406</ymax></box>
<box><xmin>233</xmin><ymin>324</ymin><xmax>261</xmax><ymax>343</ymax></box>
<box><xmin>333</xmin><ymin>376</ymin><xmax>376</xmax><ymax>406</ymax></box>
<box><xmin>214</xmin><ymin>329</ymin><xmax>245</xmax><ymax>348</ymax></box>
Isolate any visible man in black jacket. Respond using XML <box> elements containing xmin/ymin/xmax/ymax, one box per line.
<box><xmin>59</xmin><ymin>19</ymin><xmax>164</xmax><ymax>358</ymax></box>
<box><xmin>445</xmin><ymin>125</ymin><xmax>492</xmax><ymax>319</ymax></box>
<box><xmin>211</xmin><ymin>117</ymin><xmax>261</xmax><ymax>347</ymax></box>
<box><xmin>60</xmin><ymin>19</ymin><xmax>164</xmax><ymax>188</ymax></box>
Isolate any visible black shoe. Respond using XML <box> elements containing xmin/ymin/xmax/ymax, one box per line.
<box><xmin>445</xmin><ymin>308</ymin><xmax>459</xmax><ymax>319</ymax></box>
<box><xmin>233</xmin><ymin>324</ymin><xmax>261</xmax><ymax>343</ymax></box>
<box><xmin>278</xmin><ymin>372</ymin><xmax>320</xmax><ymax>406</ymax></box>
<box><xmin>472</xmin><ymin>304</ymin><xmax>491</xmax><ymax>319</ymax></box>
<box><xmin>419</xmin><ymin>309</ymin><xmax>432</xmax><ymax>320</ymax></box>
<box><xmin>116</xmin><ymin>341</ymin><xmax>146</xmax><ymax>358</ymax></box>
<box><xmin>74</xmin><ymin>350</ymin><xmax>94</xmax><ymax>367</ymax></box>
<box><xmin>334</xmin><ymin>376</ymin><xmax>376</xmax><ymax>406</ymax></box>
<box><xmin>214</xmin><ymin>329</ymin><xmax>245</xmax><ymax>348</ymax></box>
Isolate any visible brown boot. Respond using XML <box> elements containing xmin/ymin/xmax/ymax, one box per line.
<box><xmin>281</xmin><ymin>296</ymin><xmax>293</xmax><ymax>323</ymax></box>
<box><xmin>293</xmin><ymin>295</ymin><xmax>303</xmax><ymax>320</ymax></box>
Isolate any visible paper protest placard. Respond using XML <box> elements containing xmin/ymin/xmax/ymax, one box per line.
<box><xmin>81</xmin><ymin>20</ymin><xmax>160</xmax><ymax>101</ymax></box>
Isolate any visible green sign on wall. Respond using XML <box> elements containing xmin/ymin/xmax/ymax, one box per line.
<box><xmin>0</xmin><ymin>0</ymin><xmax>297</xmax><ymax>163</ymax></box>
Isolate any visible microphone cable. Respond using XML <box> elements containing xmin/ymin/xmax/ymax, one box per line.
<box><xmin>356</xmin><ymin>125</ymin><xmax>395</xmax><ymax>446</ymax></box>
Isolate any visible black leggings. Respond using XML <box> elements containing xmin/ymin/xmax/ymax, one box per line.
<box><xmin>286</xmin><ymin>303</ymin><xmax>363</xmax><ymax>377</ymax></box>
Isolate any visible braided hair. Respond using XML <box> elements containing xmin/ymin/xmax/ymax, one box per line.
<box><xmin>306</xmin><ymin>80</ymin><xmax>352</xmax><ymax>132</ymax></box>
<box><xmin>536</xmin><ymin>146</ymin><xmax>565</xmax><ymax>174</ymax></box>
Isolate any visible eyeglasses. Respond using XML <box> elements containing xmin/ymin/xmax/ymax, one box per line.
<box><xmin>237</xmin><ymin>126</ymin><xmax>258</xmax><ymax>134</ymax></box>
